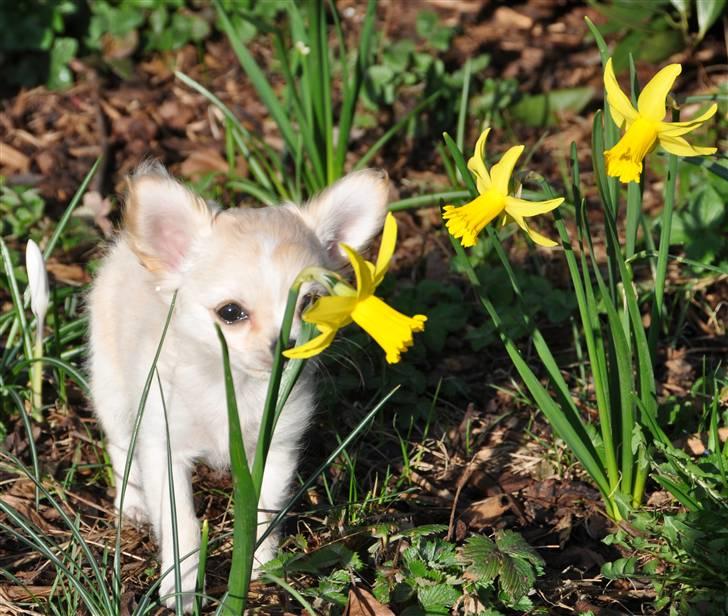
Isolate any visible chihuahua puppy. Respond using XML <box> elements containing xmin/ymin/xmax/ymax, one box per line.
<box><xmin>88</xmin><ymin>163</ymin><xmax>389</xmax><ymax>609</ymax></box>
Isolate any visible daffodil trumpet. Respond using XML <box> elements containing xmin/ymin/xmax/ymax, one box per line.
<box><xmin>603</xmin><ymin>57</ymin><xmax>717</xmax><ymax>183</ymax></box>
<box><xmin>443</xmin><ymin>129</ymin><xmax>564</xmax><ymax>248</ymax></box>
<box><xmin>25</xmin><ymin>240</ymin><xmax>49</xmax><ymax>422</ymax></box>
<box><xmin>284</xmin><ymin>213</ymin><xmax>427</xmax><ymax>364</ymax></box>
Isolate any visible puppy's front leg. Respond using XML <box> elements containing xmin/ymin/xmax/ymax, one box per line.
<box><xmin>253</xmin><ymin>445</ymin><xmax>298</xmax><ymax>572</ymax></box>
<box><xmin>139</xmin><ymin>443</ymin><xmax>200</xmax><ymax>610</ymax></box>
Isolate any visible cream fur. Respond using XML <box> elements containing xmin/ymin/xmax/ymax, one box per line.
<box><xmin>88</xmin><ymin>166</ymin><xmax>389</xmax><ymax>610</ymax></box>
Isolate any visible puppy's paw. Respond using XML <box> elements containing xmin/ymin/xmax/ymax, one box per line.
<box><xmin>114</xmin><ymin>489</ymin><xmax>149</xmax><ymax>526</ymax></box>
<box><xmin>159</xmin><ymin>565</ymin><xmax>199</xmax><ymax>613</ymax></box>
<box><xmin>251</xmin><ymin>538</ymin><xmax>277</xmax><ymax>579</ymax></box>
<box><xmin>162</xmin><ymin>591</ymin><xmax>197</xmax><ymax>613</ymax></box>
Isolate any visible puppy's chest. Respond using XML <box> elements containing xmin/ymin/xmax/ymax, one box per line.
<box><xmin>165</xmin><ymin>363</ymin><xmax>269</xmax><ymax>465</ymax></box>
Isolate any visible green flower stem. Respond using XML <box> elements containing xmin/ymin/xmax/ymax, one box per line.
<box><xmin>194</xmin><ymin>519</ymin><xmax>209</xmax><ymax>616</ymax></box>
<box><xmin>251</xmin><ymin>287</ymin><xmax>300</xmax><ymax>491</ymax></box>
<box><xmin>217</xmin><ymin>323</ymin><xmax>257</xmax><ymax>616</ymax></box>
<box><xmin>30</xmin><ymin>325</ymin><xmax>44</xmax><ymax>422</ymax></box>
<box><xmin>441</xmin><ymin>132</ymin><xmax>618</xmax><ymax>520</ymax></box>
<box><xmin>625</xmin><ymin>181</ymin><xmax>642</xmax><ymax>259</ymax></box>
<box><xmin>449</xmin><ymin>234</ymin><xmax>618</xmax><ymax>520</ymax></box>
<box><xmin>648</xmin><ymin>151</ymin><xmax>678</xmax><ymax>358</ymax></box>
<box><xmin>557</xmin><ymin>210</ymin><xmax>620</xmax><ymax>497</ymax></box>
<box><xmin>632</xmin><ymin>444</ymin><xmax>649</xmax><ymax>508</ymax></box>
<box><xmin>220</xmin><ymin>275</ymin><xmax>316</xmax><ymax>614</ymax></box>
<box><xmin>388</xmin><ymin>190</ymin><xmax>470</xmax><ymax>212</ymax></box>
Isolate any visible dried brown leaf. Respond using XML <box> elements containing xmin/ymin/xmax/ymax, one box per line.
<box><xmin>179</xmin><ymin>148</ymin><xmax>228</xmax><ymax>179</ymax></box>
<box><xmin>345</xmin><ymin>586</ymin><xmax>395</xmax><ymax>616</ymax></box>
<box><xmin>0</xmin><ymin>142</ymin><xmax>30</xmax><ymax>172</ymax></box>
<box><xmin>461</xmin><ymin>494</ymin><xmax>510</xmax><ymax>529</ymax></box>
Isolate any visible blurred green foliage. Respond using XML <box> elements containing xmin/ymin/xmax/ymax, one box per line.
<box><xmin>0</xmin><ymin>0</ymin><xmax>282</xmax><ymax>90</ymax></box>
<box><xmin>671</xmin><ymin>159</ymin><xmax>728</xmax><ymax>270</ymax></box>
<box><xmin>0</xmin><ymin>1</ymin><xmax>81</xmax><ymax>89</ymax></box>
<box><xmin>0</xmin><ymin>185</ymin><xmax>46</xmax><ymax>239</ymax></box>
<box><xmin>591</xmin><ymin>0</ymin><xmax>726</xmax><ymax>70</ymax></box>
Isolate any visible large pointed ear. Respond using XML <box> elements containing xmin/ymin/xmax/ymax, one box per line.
<box><xmin>124</xmin><ymin>162</ymin><xmax>214</xmax><ymax>274</ymax></box>
<box><xmin>300</xmin><ymin>169</ymin><xmax>390</xmax><ymax>263</ymax></box>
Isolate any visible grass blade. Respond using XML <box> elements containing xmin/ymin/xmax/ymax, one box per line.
<box><xmin>216</xmin><ymin>325</ymin><xmax>257</xmax><ymax>615</ymax></box>
<box><xmin>648</xmin><ymin>151</ymin><xmax>678</xmax><ymax>357</ymax></box>
<box><xmin>214</xmin><ymin>0</ymin><xmax>296</xmax><ymax>152</ymax></box>
<box><xmin>194</xmin><ymin>520</ymin><xmax>210</xmax><ymax>616</ymax></box>
<box><xmin>252</xmin><ymin>287</ymin><xmax>299</xmax><ymax>487</ymax></box>
<box><xmin>354</xmin><ymin>91</ymin><xmax>443</xmax><ymax>171</ymax></box>
<box><xmin>334</xmin><ymin>0</ymin><xmax>376</xmax><ymax>177</ymax></box>
<box><xmin>114</xmin><ymin>292</ymin><xmax>177</xmax><ymax>600</ymax></box>
<box><xmin>257</xmin><ymin>385</ymin><xmax>399</xmax><ymax>547</ymax></box>
<box><xmin>156</xmin><ymin>370</ymin><xmax>183</xmax><ymax>614</ymax></box>
<box><xmin>388</xmin><ymin>190</ymin><xmax>470</xmax><ymax>212</ymax></box>
<box><xmin>1</xmin><ymin>237</ymin><xmax>33</xmax><ymax>361</ymax></box>
<box><xmin>456</xmin><ymin>58</ymin><xmax>472</xmax><ymax>152</ymax></box>
<box><xmin>43</xmin><ymin>157</ymin><xmax>101</xmax><ymax>260</ymax></box>
<box><xmin>174</xmin><ymin>71</ymin><xmax>278</xmax><ymax>196</ymax></box>
<box><xmin>263</xmin><ymin>572</ymin><xmax>317</xmax><ymax>615</ymax></box>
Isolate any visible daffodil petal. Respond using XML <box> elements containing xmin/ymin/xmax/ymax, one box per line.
<box><xmin>341</xmin><ymin>243</ymin><xmax>374</xmax><ymax>299</ymax></box>
<box><xmin>283</xmin><ymin>326</ymin><xmax>337</xmax><ymax>359</ymax></box>
<box><xmin>510</xmin><ymin>213</ymin><xmax>558</xmax><ymax>247</ymax></box>
<box><xmin>442</xmin><ymin>192</ymin><xmax>506</xmax><ymax>247</ymax></box>
<box><xmin>490</xmin><ymin>145</ymin><xmax>524</xmax><ymax>194</ymax></box>
<box><xmin>604</xmin><ymin>117</ymin><xmax>658</xmax><ymax>183</ymax></box>
<box><xmin>302</xmin><ymin>294</ymin><xmax>356</xmax><ymax>329</ymax></box>
<box><xmin>658</xmin><ymin>134</ymin><xmax>717</xmax><ymax>157</ymax></box>
<box><xmin>351</xmin><ymin>295</ymin><xmax>426</xmax><ymax>364</ymax></box>
<box><xmin>604</xmin><ymin>57</ymin><xmax>638</xmax><ymax>128</ymax></box>
<box><xmin>504</xmin><ymin>195</ymin><xmax>563</xmax><ymax>217</ymax></box>
<box><xmin>374</xmin><ymin>212</ymin><xmax>397</xmax><ymax>285</ymax></box>
<box><xmin>658</xmin><ymin>103</ymin><xmax>717</xmax><ymax>137</ymax></box>
<box><xmin>467</xmin><ymin>128</ymin><xmax>492</xmax><ymax>191</ymax></box>
<box><xmin>637</xmin><ymin>63</ymin><xmax>681</xmax><ymax>121</ymax></box>
<box><xmin>526</xmin><ymin>227</ymin><xmax>558</xmax><ymax>247</ymax></box>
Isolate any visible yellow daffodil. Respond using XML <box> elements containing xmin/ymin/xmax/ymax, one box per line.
<box><xmin>284</xmin><ymin>213</ymin><xmax>426</xmax><ymax>364</ymax></box>
<box><xmin>442</xmin><ymin>129</ymin><xmax>564</xmax><ymax>248</ymax></box>
<box><xmin>603</xmin><ymin>58</ymin><xmax>717</xmax><ymax>183</ymax></box>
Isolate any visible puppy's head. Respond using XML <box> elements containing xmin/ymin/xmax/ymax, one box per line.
<box><xmin>124</xmin><ymin>163</ymin><xmax>390</xmax><ymax>377</ymax></box>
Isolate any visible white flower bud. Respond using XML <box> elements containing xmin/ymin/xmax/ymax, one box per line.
<box><xmin>25</xmin><ymin>239</ymin><xmax>49</xmax><ymax>324</ymax></box>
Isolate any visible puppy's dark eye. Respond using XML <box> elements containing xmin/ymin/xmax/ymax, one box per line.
<box><xmin>299</xmin><ymin>292</ymin><xmax>320</xmax><ymax>315</ymax></box>
<box><xmin>216</xmin><ymin>302</ymin><xmax>248</xmax><ymax>324</ymax></box>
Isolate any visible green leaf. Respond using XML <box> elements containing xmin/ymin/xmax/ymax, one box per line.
<box><xmin>382</xmin><ymin>39</ymin><xmax>414</xmax><ymax>71</ymax></box>
<box><xmin>47</xmin><ymin>37</ymin><xmax>77</xmax><ymax>90</ymax></box>
<box><xmin>415</xmin><ymin>10</ymin><xmax>438</xmax><ymax>37</ymax></box>
<box><xmin>498</xmin><ymin>555</ymin><xmax>534</xmax><ymax>600</ymax></box>
<box><xmin>293</xmin><ymin>543</ymin><xmax>358</xmax><ymax>574</ymax></box>
<box><xmin>671</xmin><ymin>184</ymin><xmax>725</xmax><ymax>243</ymax></box>
<box><xmin>697</xmin><ymin>0</ymin><xmax>726</xmax><ymax>40</ymax></box>
<box><xmin>407</xmin><ymin>558</ymin><xmax>430</xmax><ymax>580</ymax></box>
<box><xmin>511</xmin><ymin>87</ymin><xmax>594</xmax><ymax>127</ymax></box>
<box><xmin>495</xmin><ymin>531</ymin><xmax>544</xmax><ymax>569</ymax></box>
<box><xmin>417</xmin><ymin>584</ymin><xmax>461</xmax><ymax>613</ymax></box>
<box><xmin>395</xmin><ymin>524</ymin><xmax>448</xmax><ymax>539</ymax></box>
<box><xmin>461</xmin><ymin>535</ymin><xmax>500</xmax><ymax>583</ymax></box>
<box><xmin>637</xmin><ymin>28</ymin><xmax>683</xmax><ymax>64</ymax></box>
<box><xmin>368</xmin><ymin>64</ymin><xmax>395</xmax><ymax>87</ymax></box>
<box><xmin>601</xmin><ymin>556</ymin><xmax>638</xmax><ymax>579</ymax></box>
<box><xmin>217</xmin><ymin>324</ymin><xmax>257</xmax><ymax>614</ymax></box>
